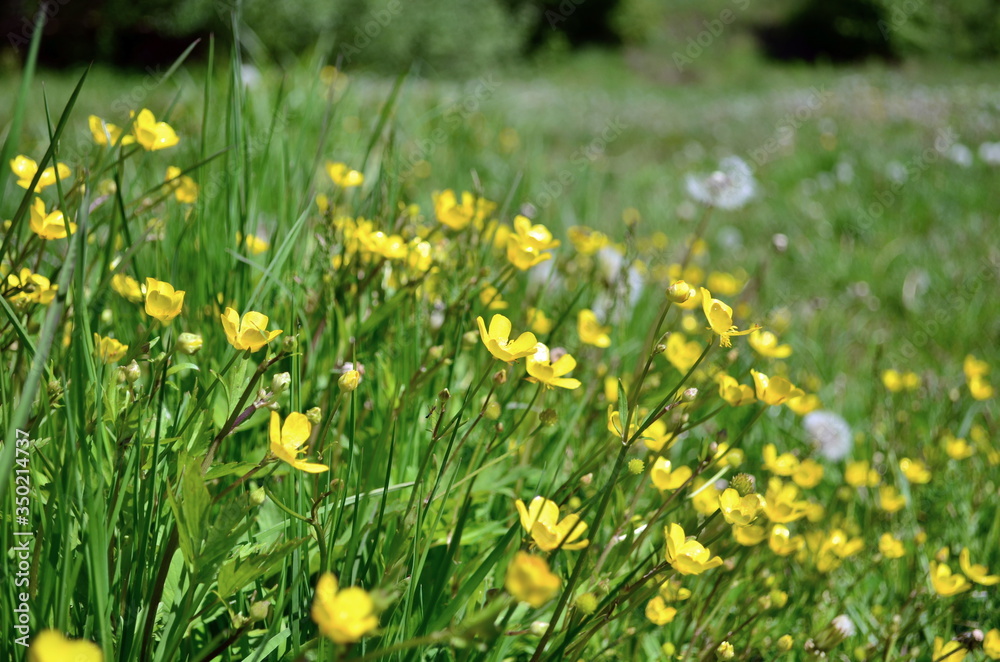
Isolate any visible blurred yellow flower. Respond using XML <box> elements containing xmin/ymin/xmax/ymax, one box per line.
<box><xmin>93</xmin><ymin>334</ymin><xmax>128</xmax><ymax>364</ymax></box>
<box><xmin>479</xmin><ymin>285</ymin><xmax>508</xmax><ymax>310</ymax></box>
<box><xmin>650</xmin><ymin>457</ymin><xmax>692</xmax><ymax>491</ymax></box>
<box><xmin>432</xmin><ymin>189</ymin><xmax>495</xmax><ymax>230</ymax></box>
<box><xmin>691</xmin><ymin>478</ymin><xmax>721</xmax><ymax>516</ymax></box>
<box><xmin>958</xmin><ymin>548</ymin><xmax>999</xmax><ymax>585</ymax></box>
<box><xmin>658</xmin><ymin>578</ymin><xmax>692</xmax><ymax>602</ymax></box>
<box><xmin>567</xmin><ymin>225</ymin><xmax>608</xmax><ymax>255</ymax></box>
<box><xmin>527</xmin><ymin>307</ymin><xmax>553</xmax><ymax>335</ymax></box>
<box><xmin>506</xmin><ymin>216</ymin><xmax>559</xmax><ymax>270</ymax></box>
<box><xmin>311</xmin><ymin>572</ymin><xmax>377</xmax><ymax>643</ymax></box>
<box><xmin>763</xmin><ymin>478</ymin><xmax>809</xmax><ymax>523</ymax></box>
<box><xmin>748</xmin><ymin>329</ymin><xmax>792</xmax><ymax>358</ymax></box>
<box><xmin>717</xmin><ymin>374</ymin><xmax>755</xmax><ymax>406</ymax></box>
<box><xmin>29</xmin><ymin>197</ymin><xmax>76</xmax><ymax>240</ymax></box>
<box><xmin>505</xmin><ymin>551</ymin><xmax>561</xmax><ymax>607</ymax></box>
<box><xmin>325</xmin><ymin>161</ymin><xmax>364</xmax><ymax>187</ymax></box>
<box><xmin>768</xmin><ymin>525</ymin><xmax>803</xmax><ymax>556</ymax></box>
<box><xmin>845</xmin><ymin>460</ymin><xmax>880</xmax><ymax>488</ymax></box>
<box><xmin>220</xmin><ymin>308</ymin><xmax>283</xmax><ymax>352</ymax></box>
<box><xmin>130</xmin><ymin>109</ymin><xmax>179</xmax><ymax>151</ymax></box>
<box><xmin>786</xmin><ymin>393</ymin><xmax>821</xmax><ymax>415</ymax></box>
<box><xmin>763</xmin><ymin>444</ymin><xmax>799</xmax><ymax>476</ymax></box>
<box><xmin>878</xmin><ymin>485</ymin><xmax>906</xmax><ymax>513</ymax></box>
<box><xmin>111</xmin><ymin>273</ymin><xmax>143</xmax><ymax>303</ymax></box>
<box><xmin>578</xmin><ymin>309</ymin><xmax>611</xmax><ymax>348</ymax></box>
<box><xmin>929</xmin><ymin>561</ymin><xmax>971</xmax><ymax>597</ymax></box>
<box><xmin>526</xmin><ymin>343</ymin><xmax>581</xmax><ymax>390</ymax></box>
<box><xmin>89</xmin><ymin>114</ymin><xmax>133</xmax><ymax>147</ymax></box>
<box><xmin>718</xmin><ymin>488</ymin><xmax>765</xmax><ymax>526</ymax></box>
<box><xmin>751</xmin><ymin>370</ymin><xmax>805</xmax><ymax>406</ymax></box>
<box><xmin>11</xmin><ymin>155</ymin><xmax>71</xmax><ymax>191</ymax></box>
<box><xmin>733</xmin><ymin>524</ymin><xmax>767</xmax><ymax>546</ymax></box>
<box><xmin>664</xmin><ymin>522</ymin><xmax>723</xmax><ymax>575</ymax></box>
<box><xmin>899</xmin><ymin>457</ymin><xmax>931</xmax><ymax>484</ymax></box>
<box><xmin>515</xmin><ymin>496</ymin><xmax>589</xmax><ymax>551</ymax></box>
<box><xmin>666</xmin><ymin>333</ymin><xmax>703</xmax><ymax>374</ymax></box>
<box><xmin>932</xmin><ymin>637</ymin><xmax>968</xmax><ymax>662</ymax></box>
<box><xmin>943</xmin><ymin>434</ymin><xmax>973</xmax><ymax>460</ymax></box>
<box><xmin>881</xmin><ymin>369</ymin><xmax>921</xmax><ymax>392</ymax></box>
<box><xmin>964</xmin><ymin>354</ymin><xmax>994</xmax><ymax>400</ymax></box>
<box><xmin>270</xmin><ymin>411</ymin><xmax>328</xmax><ymax>473</ymax></box>
<box><xmin>236</xmin><ymin>232</ymin><xmax>269</xmax><ymax>255</ymax></box>
<box><xmin>476</xmin><ymin>314</ymin><xmax>537</xmax><ymax>363</ymax></box>
<box><xmin>28</xmin><ymin>630</ymin><xmax>102</xmax><ymax>662</ymax></box>
<box><xmin>5</xmin><ymin>268</ymin><xmax>57</xmax><ymax>305</ymax></box>
<box><xmin>144</xmin><ymin>278</ymin><xmax>185</xmax><ymax>324</ymax></box>
<box><xmin>645</xmin><ymin>597</ymin><xmax>677</xmax><ymax>625</ymax></box>
<box><xmin>984</xmin><ymin>629</ymin><xmax>1000</xmax><ymax>659</ymax></box>
<box><xmin>792</xmin><ymin>459</ymin><xmax>824</xmax><ymax>489</ymax></box>
<box><xmin>878</xmin><ymin>533</ymin><xmax>905</xmax><ymax>559</ymax></box>
<box><xmin>165</xmin><ymin>166</ymin><xmax>198</xmax><ymax>203</ymax></box>
<box><xmin>700</xmin><ymin>287</ymin><xmax>757</xmax><ymax>347</ymax></box>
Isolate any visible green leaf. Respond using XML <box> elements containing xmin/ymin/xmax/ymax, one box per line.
<box><xmin>217</xmin><ymin>538</ymin><xmax>306</xmax><ymax>598</ymax></box>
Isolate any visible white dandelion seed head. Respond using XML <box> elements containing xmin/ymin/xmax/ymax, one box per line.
<box><xmin>978</xmin><ymin>141</ymin><xmax>1000</xmax><ymax>165</ymax></box>
<box><xmin>832</xmin><ymin>614</ymin><xmax>856</xmax><ymax>638</ymax></box>
<box><xmin>803</xmin><ymin>410</ymin><xmax>852</xmax><ymax>461</ymax></box>
<box><xmin>684</xmin><ymin>156</ymin><xmax>757</xmax><ymax>211</ymax></box>
<box><xmin>946</xmin><ymin>143</ymin><xmax>973</xmax><ymax>168</ymax></box>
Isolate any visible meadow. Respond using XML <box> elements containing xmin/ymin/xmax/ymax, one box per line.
<box><xmin>1</xmin><ymin>24</ymin><xmax>999</xmax><ymax>662</ymax></box>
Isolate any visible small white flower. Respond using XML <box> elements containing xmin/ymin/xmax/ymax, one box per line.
<box><xmin>946</xmin><ymin>143</ymin><xmax>973</xmax><ymax>168</ymax></box>
<box><xmin>684</xmin><ymin>156</ymin><xmax>756</xmax><ymax>210</ymax></box>
<box><xmin>803</xmin><ymin>410</ymin><xmax>852</xmax><ymax>460</ymax></box>
<box><xmin>978</xmin><ymin>141</ymin><xmax>1000</xmax><ymax>165</ymax></box>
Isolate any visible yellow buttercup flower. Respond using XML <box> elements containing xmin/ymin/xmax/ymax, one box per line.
<box><xmin>527</xmin><ymin>307</ymin><xmax>554</xmax><ymax>335</ymax></box>
<box><xmin>932</xmin><ymin>637</ymin><xmax>968</xmax><ymax>662</ymax></box>
<box><xmin>878</xmin><ymin>533</ymin><xmax>905</xmax><ymax>559</ymax></box>
<box><xmin>506</xmin><ymin>215</ymin><xmax>559</xmax><ymax>270</ymax></box>
<box><xmin>29</xmin><ymin>197</ymin><xmax>76</xmax><ymax>240</ymax></box>
<box><xmin>311</xmin><ymin>572</ymin><xmax>378</xmax><ymax>643</ymax></box>
<box><xmin>269</xmin><ymin>411</ymin><xmax>328</xmax><ymax>473</ymax></box>
<box><xmin>929</xmin><ymin>561</ymin><xmax>971</xmax><ymax>597</ymax></box>
<box><xmin>93</xmin><ymin>334</ymin><xmax>128</xmax><ymax>364</ymax></box>
<box><xmin>958</xmin><ymin>547</ymin><xmax>999</xmax><ymax>585</ymax></box>
<box><xmin>700</xmin><ymin>287</ymin><xmax>758</xmax><ymax>347</ymax></box>
<box><xmin>984</xmin><ymin>629</ymin><xmax>1000</xmax><ymax>659</ymax></box>
<box><xmin>763</xmin><ymin>478</ymin><xmax>809</xmax><ymax>523</ymax></box>
<box><xmin>11</xmin><ymin>155</ymin><xmax>71</xmax><ymax>191</ymax></box>
<box><xmin>130</xmin><ymin>109</ymin><xmax>179</xmax><ymax>151</ymax></box>
<box><xmin>718</xmin><ymin>488</ymin><xmax>765</xmax><ymax>526</ymax></box>
<box><xmin>899</xmin><ymin>457</ymin><xmax>931</xmax><ymax>484</ymax></box>
<box><xmin>878</xmin><ymin>485</ymin><xmax>906</xmax><ymax>513</ymax></box>
<box><xmin>505</xmin><ymin>551</ymin><xmax>561</xmax><ymax>607</ymax></box>
<box><xmin>567</xmin><ymin>225</ymin><xmax>608</xmax><ymax>255</ymax></box>
<box><xmin>644</xmin><ymin>597</ymin><xmax>677</xmax><ymax>625</ymax></box>
<box><xmin>691</xmin><ymin>478</ymin><xmax>721</xmax><ymax>516</ymax></box>
<box><xmin>792</xmin><ymin>459</ymin><xmax>824</xmax><ymax>489</ymax></box>
<box><xmin>786</xmin><ymin>393</ymin><xmax>822</xmax><ymax>415</ymax></box>
<box><xmin>666</xmin><ymin>279</ymin><xmax>695</xmax><ymax>303</ymax></box>
<box><xmin>763</xmin><ymin>444</ymin><xmax>799</xmax><ymax>476</ymax></box>
<box><xmin>526</xmin><ymin>343</ymin><xmax>582</xmax><ymax>390</ymax></box>
<box><xmin>111</xmin><ymin>273</ymin><xmax>143</xmax><ymax>303</ymax></box>
<box><xmin>733</xmin><ymin>524</ymin><xmax>767</xmax><ymax>546</ymax></box>
<box><xmin>751</xmin><ymin>369</ymin><xmax>805</xmax><ymax>406</ymax></box>
<box><xmin>943</xmin><ymin>433</ymin><xmax>973</xmax><ymax>460</ymax></box>
<box><xmin>881</xmin><ymin>369</ymin><xmax>921</xmax><ymax>392</ymax></box>
<box><xmin>717</xmin><ymin>374</ymin><xmax>755</xmax><ymax>406</ymax></box>
<box><xmin>748</xmin><ymin>329</ymin><xmax>792</xmax><ymax>358</ymax></box>
<box><xmin>28</xmin><ymin>630</ymin><xmax>102</xmax><ymax>662</ymax></box>
<box><xmin>664</xmin><ymin>522</ymin><xmax>723</xmax><ymax>575</ymax></box>
<box><xmin>165</xmin><ymin>166</ymin><xmax>198</xmax><ymax>203</ymax></box>
<box><xmin>325</xmin><ymin>161</ymin><xmax>364</xmax><ymax>187</ymax></box>
<box><xmin>476</xmin><ymin>314</ymin><xmax>537</xmax><ymax>363</ymax></box>
<box><xmin>658</xmin><ymin>578</ymin><xmax>692</xmax><ymax>602</ymax></box>
<box><xmin>577</xmin><ymin>309</ymin><xmax>611</xmax><ymax>348</ymax></box>
<box><xmin>220</xmin><ymin>308</ymin><xmax>283</xmax><ymax>352</ymax></box>
<box><xmin>479</xmin><ymin>285</ymin><xmax>508</xmax><ymax>310</ymax></box>
<box><xmin>515</xmin><ymin>496</ymin><xmax>589</xmax><ymax>551</ymax></box>
<box><xmin>144</xmin><ymin>278</ymin><xmax>185</xmax><ymax>324</ymax></box>
<box><xmin>650</xmin><ymin>457</ymin><xmax>692</xmax><ymax>491</ymax></box>
<box><xmin>89</xmin><ymin>115</ymin><xmax>134</xmax><ymax>147</ymax></box>
<box><xmin>5</xmin><ymin>268</ymin><xmax>58</xmax><ymax>305</ymax></box>
<box><xmin>238</xmin><ymin>233</ymin><xmax>270</xmax><ymax>255</ymax></box>
<box><xmin>845</xmin><ymin>460</ymin><xmax>880</xmax><ymax>488</ymax></box>
<box><xmin>964</xmin><ymin>354</ymin><xmax>994</xmax><ymax>400</ymax></box>
<box><xmin>432</xmin><ymin>189</ymin><xmax>496</xmax><ymax>230</ymax></box>
<box><xmin>666</xmin><ymin>333</ymin><xmax>703</xmax><ymax>373</ymax></box>
<box><xmin>768</xmin><ymin>524</ymin><xmax>803</xmax><ymax>556</ymax></box>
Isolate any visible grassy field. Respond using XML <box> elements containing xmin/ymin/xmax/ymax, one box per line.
<box><xmin>1</xmin><ymin>28</ymin><xmax>999</xmax><ymax>662</ymax></box>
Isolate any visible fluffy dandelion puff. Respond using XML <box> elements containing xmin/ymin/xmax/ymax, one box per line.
<box><xmin>684</xmin><ymin>156</ymin><xmax>756</xmax><ymax>210</ymax></box>
<box><xmin>803</xmin><ymin>410</ymin><xmax>852</xmax><ymax>460</ymax></box>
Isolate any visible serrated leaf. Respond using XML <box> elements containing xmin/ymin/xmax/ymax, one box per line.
<box><xmin>217</xmin><ymin>538</ymin><xmax>306</xmax><ymax>598</ymax></box>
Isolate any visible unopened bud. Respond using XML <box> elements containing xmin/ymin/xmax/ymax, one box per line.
<box><xmin>271</xmin><ymin>372</ymin><xmax>291</xmax><ymax>395</ymax></box>
<box><xmin>249</xmin><ymin>487</ymin><xmax>267</xmax><ymax>506</ymax></box>
<box><xmin>529</xmin><ymin>621</ymin><xmax>548</xmax><ymax>637</ymax></box>
<box><xmin>667</xmin><ymin>280</ymin><xmax>694</xmax><ymax>303</ymax></box>
<box><xmin>493</xmin><ymin>369</ymin><xmax>507</xmax><ymax>386</ymax></box>
<box><xmin>281</xmin><ymin>336</ymin><xmax>297</xmax><ymax>353</ymax></box>
<box><xmin>124</xmin><ymin>360</ymin><xmax>141</xmax><ymax>384</ymax></box>
<box><xmin>248</xmin><ymin>600</ymin><xmax>271</xmax><ymax>622</ymax></box>
<box><xmin>438</xmin><ymin>388</ymin><xmax>451</xmax><ymax>402</ymax></box>
<box><xmin>654</xmin><ymin>343</ymin><xmax>667</xmax><ymax>355</ymax></box>
<box><xmin>177</xmin><ymin>332</ymin><xmax>203</xmax><ymax>355</ymax></box>
<box><xmin>306</xmin><ymin>407</ymin><xmax>322</xmax><ymax>424</ymax></box>
<box><xmin>339</xmin><ymin>369</ymin><xmax>361</xmax><ymax>393</ymax></box>
<box><xmin>776</xmin><ymin>634</ymin><xmax>793</xmax><ymax>652</ymax></box>
<box><xmin>428</xmin><ymin>345</ymin><xmax>444</xmax><ymax>361</ymax></box>
<box><xmin>540</xmin><ymin>408</ymin><xmax>558</xmax><ymax>426</ymax></box>
<box><xmin>483</xmin><ymin>400</ymin><xmax>501</xmax><ymax>420</ymax></box>
<box><xmin>683</xmin><ymin>387</ymin><xmax>698</xmax><ymax>402</ymax></box>
<box><xmin>462</xmin><ymin>330</ymin><xmax>479</xmax><ymax>346</ymax></box>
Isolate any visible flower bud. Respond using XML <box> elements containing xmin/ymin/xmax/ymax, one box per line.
<box><xmin>281</xmin><ymin>336</ymin><xmax>297</xmax><ymax>353</ymax></box>
<box><xmin>249</xmin><ymin>487</ymin><xmax>267</xmax><ymax>506</ymax></box>
<box><xmin>683</xmin><ymin>387</ymin><xmax>698</xmax><ymax>402</ymax></box>
<box><xmin>177</xmin><ymin>332</ymin><xmax>203</xmax><ymax>355</ymax></box>
<box><xmin>438</xmin><ymin>388</ymin><xmax>451</xmax><ymax>402</ymax></box>
<box><xmin>628</xmin><ymin>459</ymin><xmax>645</xmax><ymax>474</ymax></box>
<box><xmin>667</xmin><ymin>280</ymin><xmax>694</xmax><ymax>303</ymax></box>
<box><xmin>271</xmin><ymin>372</ymin><xmax>291</xmax><ymax>395</ymax></box>
<box><xmin>529</xmin><ymin>621</ymin><xmax>549</xmax><ymax>637</ymax></box>
<box><xmin>575</xmin><ymin>592</ymin><xmax>598</xmax><ymax>615</ymax></box>
<box><xmin>306</xmin><ymin>407</ymin><xmax>323</xmax><ymax>424</ymax></box>
<box><xmin>248</xmin><ymin>600</ymin><xmax>271</xmax><ymax>622</ymax></box>
<box><xmin>483</xmin><ymin>400</ymin><xmax>501</xmax><ymax>420</ymax></box>
<box><xmin>124</xmin><ymin>360</ymin><xmax>141</xmax><ymax>384</ymax></box>
<box><xmin>339</xmin><ymin>369</ymin><xmax>361</xmax><ymax>393</ymax></box>
<box><xmin>428</xmin><ymin>345</ymin><xmax>444</xmax><ymax>361</ymax></box>
<box><xmin>777</xmin><ymin>635</ymin><xmax>793</xmax><ymax>652</ymax></box>
<box><xmin>540</xmin><ymin>408</ymin><xmax>558</xmax><ymax>426</ymax></box>
<box><xmin>493</xmin><ymin>369</ymin><xmax>508</xmax><ymax>386</ymax></box>
<box><xmin>716</xmin><ymin>641</ymin><xmax>735</xmax><ymax>659</ymax></box>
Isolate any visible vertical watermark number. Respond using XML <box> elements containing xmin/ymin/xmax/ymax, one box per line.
<box><xmin>12</xmin><ymin>428</ymin><xmax>33</xmax><ymax>648</ymax></box>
